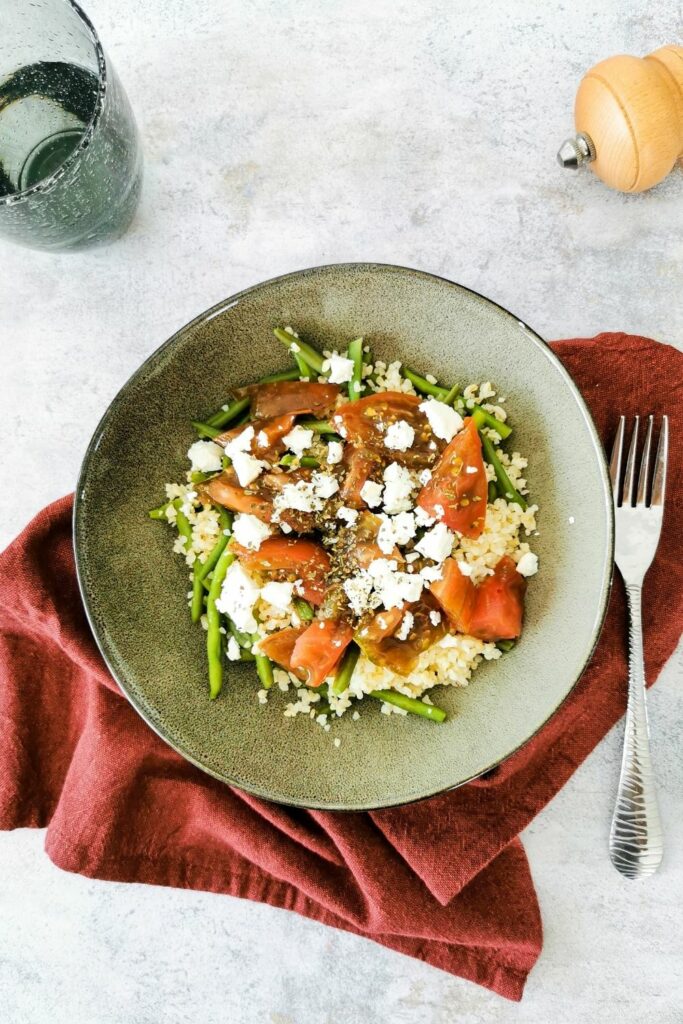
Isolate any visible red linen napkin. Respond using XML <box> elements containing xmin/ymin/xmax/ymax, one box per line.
<box><xmin>1</xmin><ymin>333</ymin><xmax>681</xmax><ymax>1001</ymax></box>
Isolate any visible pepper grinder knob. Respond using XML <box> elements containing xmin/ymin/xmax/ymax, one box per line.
<box><xmin>557</xmin><ymin>45</ymin><xmax>683</xmax><ymax>192</ymax></box>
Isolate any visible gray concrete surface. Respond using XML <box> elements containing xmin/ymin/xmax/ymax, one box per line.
<box><xmin>1</xmin><ymin>1</ymin><xmax>682</xmax><ymax>1020</ymax></box>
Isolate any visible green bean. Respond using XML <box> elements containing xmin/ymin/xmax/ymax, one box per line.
<box><xmin>173</xmin><ymin>500</ymin><xmax>193</xmax><ymax>548</ymax></box>
<box><xmin>273</xmin><ymin>328</ymin><xmax>325</xmax><ymax>375</ymax></box>
<box><xmin>402</xmin><ymin>367</ymin><xmax>449</xmax><ymax>400</ymax></box>
<box><xmin>293</xmin><ymin>351</ymin><xmax>313</xmax><ymax>380</ymax></box>
<box><xmin>347</xmin><ymin>337</ymin><xmax>364</xmax><ymax>401</ymax></box>
<box><xmin>189</xmin><ymin>470</ymin><xmax>218</xmax><ymax>484</ymax></box>
<box><xmin>488</xmin><ymin>480</ymin><xmax>499</xmax><ymax>503</ymax></box>
<box><xmin>442</xmin><ymin>383</ymin><xmax>461</xmax><ymax>407</ymax></box>
<box><xmin>496</xmin><ymin>639</ymin><xmax>516</xmax><ymax>652</ymax></box>
<box><xmin>470</xmin><ymin>404</ymin><xmax>512</xmax><ymax>440</ymax></box>
<box><xmin>240</xmin><ymin>648</ymin><xmax>257</xmax><ymax>661</ymax></box>
<box><xmin>314</xmin><ymin>699</ymin><xmax>332</xmax><ymax>717</ymax></box>
<box><xmin>258</xmin><ymin>367</ymin><xmax>300</xmax><ymax>384</ymax></box>
<box><xmin>255</xmin><ymin>654</ymin><xmax>274</xmax><ymax>689</ymax></box>
<box><xmin>222</xmin><ymin>455</ymin><xmax>232</xmax><ymax>470</ymax></box>
<box><xmin>298</xmin><ymin>419</ymin><xmax>341</xmax><ymax>437</ymax></box>
<box><xmin>206</xmin><ymin>549</ymin><xmax>235</xmax><ymax>699</ymax></box>
<box><xmin>368</xmin><ymin>689</ymin><xmax>446</xmax><ymax>722</ymax></box>
<box><xmin>479</xmin><ymin>432</ymin><xmax>527</xmax><ymax>509</ymax></box>
<box><xmin>280</xmin><ymin>454</ymin><xmax>320</xmax><ymax>469</ymax></box>
<box><xmin>331</xmin><ymin>642</ymin><xmax>360</xmax><ymax>695</ymax></box>
<box><xmin>192</xmin><ymin>420</ymin><xmax>222</xmax><ymax>439</ymax></box>
<box><xmin>228</xmin><ymin>620</ymin><xmax>256</xmax><ymax>649</ymax></box>
<box><xmin>293</xmin><ymin>597</ymin><xmax>314</xmax><ymax>622</ymax></box>
<box><xmin>148</xmin><ymin>502</ymin><xmax>170</xmax><ymax>520</ymax></box>
<box><xmin>205</xmin><ymin>396</ymin><xmax>251</xmax><ymax>431</ymax></box>
<box><xmin>190</xmin><ymin>509</ymin><xmax>233</xmax><ymax>623</ymax></box>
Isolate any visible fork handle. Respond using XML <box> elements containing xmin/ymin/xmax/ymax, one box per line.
<box><xmin>609</xmin><ymin>583</ymin><xmax>663</xmax><ymax>878</ymax></box>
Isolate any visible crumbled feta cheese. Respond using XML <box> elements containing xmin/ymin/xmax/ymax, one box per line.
<box><xmin>323</xmin><ymin>352</ymin><xmax>355</xmax><ymax>384</ymax></box>
<box><xmin>382</xmin><ymin>462</ymin><xmax>414</xmax><ymax>514</ymax></box>
<box><xmin>256</xmin><ymin>430</ymin><xmax>269</xmax><ymax>448</ymax></box>
<box><xmin>516</xmin><ymin>551</ymin><xmax>539</xmax><ymax>577</ymax></box>
<box><xmin>187</xmin><ymin>440</ymin><xmax>223</xmax><ymax>473</ymax></box>
<box><xmin>283</xmin><ymin>425</ymin><xmax>314</xmax><ymax>457</ymax></box>
<box><xmin>312</xmin><ymin>471</ymin><xmax>339</xmax><ymax>500</ymax></box>
<box><xmin>232</xmin><ymin>512</ymin><xmax>270</xmax><ymax>551</ymax></box>
<box><xmin>226</xmin><ymin>636</ymin><xmax>241</xmax><ymax>661</ymax></box>
<box><xmin>281</xmin><ymin>522</ymin><xmax>292</xmax><ymax>534</ymax></box>
<box><xmin>368</xmin><ymin>558</ymin><xmax>424</xmax><ymax>609</ymax></box>
<box><xmin>231</xmin><ymin>450</ymin><xmax>268</xmax><ymax>488</ymax></box>
<box><xmin>216</xmin><ymin>562</ymin><xmax>260</xmax><ymax>633</ymax></box>
<box><xmin>343</xmin><ymin>571</ymin><xmax>376</xmax><ymax>615</ymax></box>
<box><xmin>419</xmin><ymin>398</ymin><xmax>464</xmax><ymax>442</ymax></box>
<box><xmin>457</xmin><ymin>560</ymin><xmax>474</xmax><ymax>577</ymax></box>
<box><xmin>415</xmin><ymin>522</ymin><xmax>454</xmax><ymax>562</ymax></box>
<box><xmin>327</xmin><ymin>440</ymin><xmax>343</xmax><ymax>464</ymax></box>
<box><xmin>261</xmin><ymin>580</ymin><xmax>295</xmax><ymax>609</ymax></box>
<box><xmin>404</xmin><ymin>551</ymin><xmax>420</xmax><ymax>563</ymax></box>
<box><xmin>414</xmin><ymin>505</ymin><xmax>436</xmax><ymax>528</ymax></box>
<box><xmin>360</xmin><ymin>479</ymin><xmax>383</xmax><ymax>508</ymax></box>
<box><xmin>420</xmin><ymin>565</ymin><xmax>443</xmax><ymax>583</ymax></box>
<box><xmin>384</xmin><ymin>419</ymin><xmax>415</xmax><ymax>452</ymax></box>
<box><xmin>396</xmin><ymin>611</ymin><xmax>414</xmax><ymax>641</ymax></box>
<box><xmin>429</xmin><ymin>609</ymin><xmax>442</xmax><ymax>626</ymax></box>
<box><xmin>377</xmin><ymin>511</ymin><xmax>417</xmax><ymax>553</ymax></box>
<box><xmin>433</xmin><ymin>503</ymin><xmax>445</xmax><ymax>520</ymax></box>
<box><xmin>418</xmin><ymin>468</ymin><xmax>432</xmax><ymax>486</ymax></box>
<box><xmin>224</xmin><ymin>425</ymin><xmax>255</xmax><ymax>458</ymax></box>
<box><xmin>337</xmin><ymin>506</ymin><xmax>359</xmax><ymax>526</ymax></box>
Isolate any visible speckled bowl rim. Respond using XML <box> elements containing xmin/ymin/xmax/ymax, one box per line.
<box><xmin>74</xmin><ymin>262</ymin><xmax>614</xmax><ymax>810</ymax></box>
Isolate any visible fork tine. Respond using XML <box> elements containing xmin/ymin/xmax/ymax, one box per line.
<box><xmin>622</xmin><ymin>416</ymin><xmax>639</xmax><ymax>507</ymax></box>
<box><xmin>609</xmin><ymin>416</ymin><xmax>625</xmax><ymax>504</ymax></box>
<box><xmin>636</xmin><ymin>415</ymin><xmax>654</xmax><ymax>506</ymax></box>
<box><xmin>651</xmin><ymin>415</ymin><xmax>668</xmax><ymax>507</ymax></box>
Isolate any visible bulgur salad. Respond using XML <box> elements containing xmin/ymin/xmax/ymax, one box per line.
<box><xmin>149</xmin><ymin>327</ymin><xmax>539</xmax><ymax>731</ymax></box>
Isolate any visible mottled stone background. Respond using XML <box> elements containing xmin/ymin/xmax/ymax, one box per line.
<box><xmin>0</xmin><ymin>1</ymin><xmax>681</xmax><ymax>1020</ymax></box>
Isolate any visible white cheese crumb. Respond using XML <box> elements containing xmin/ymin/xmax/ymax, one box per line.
<box><xmin>457</xmin><ymin>559</ymin><xmax>474</xmax><ymax>577</ymax></box>
<box><xmin>384</xmin><ymin>419</ymin><xmax>415</xmax><ymax>452</ymax></box>
<box><xmin>256</xmin><ymin>430</ymin><xmax>269</xmax><ymax>448</ymax></box>
<box><xmin>260</xmin><ymin>580</ymin><xmax>295</xmax><ymax>609</ymax></box>
<box><xmin>187</xmin><ymin>440</ymin><xmax>223</xmax><ymax>473</ymax></box>
<box><xmin>418</xmin><ymin>468</ymin><xmax>432</xmax><ymax>486</ymax></box>
<box><xmin>382</xmin><ymin>462</ymin><xmax>414</xmax><ymax>514</ymax></box>
<box><xmin>414</xmin><ymin>505</ymin><xmax>436</xmax><ymax>528</ymax></box>
<box><xmin>327</xmin><ymin>440</ymin><xmax>343</xmax><ymax>464</ymax></box>
<box><xmin>224</xmin><ymin>425</ymin><xmax>255</xmax><ymax>458</ymax></box>
<box><xmin>360</xmin><ymin>479</ymin><xmax>384</xmax><ymax>508</ymax></box>
<box><xmin>216</xmin><ymin>562</ymin><xmax>260</xmax><ymax>633</ymax></box>
<box><xmin>312</xmin><ymin>471</ymin><xmax>339</xmax><ymax>500</ymax></box>
<box><xmin>231</xmin><ymin>450</ymin><xmax>268</xmax><ymax>488</ymax></box>
<box><xmin>429</xmin><ymin>609</ymin><xmax>442</xmax><ymax>626</ymax></box>
<box><xmin>323</xmin><ymin>352</ymin><xmax>355</xmax><ymax>384</ymax></box>
<box><xmin>396</xmin><ymin>611</ymin><xmax>414</xmax><ymax>641</ymax></box>
<box><xmin>420</xmin><ymin>565</ymin><xmax>443</xmax><ymax>583</ymax></box>
<box><xmin>226</xmin><ymin>636</ymin><xmax>242</xmax><ymax>661</ymax></box>
<box><xmin>516</xmin><ymin>551</ymin><xmax>539</xmax><ymax>577</ymax></box>
<box><xmin>232</xmin><ymin>512</ymin><xmax>271</xmax><ymax>551</ymax></box>
<box><xmin>419</xmin><ymin>398</ymin><xmax>464</xmax><ymax>443</ymax></box>
<box><xmin>337</xmin><ymin>506</ymin><xmax>359</xmax><ymax>526</ymax></box>
<box><xmin>377</xmin><ymin>511</ymin><xmax>416</xmax><ymax>553</ymax></box>
<box><xmin>283</xmin><ymin>425</ymin><xmax>314</xmax><ymax>457</ymax></box>
<box><xmin>415</xmin><ymin>522</ymin><xmax>455</xmax><ymax>562</ymax></box>
<box><xmin>405</xmin><ymin>551</ymin><xmax>420</xmax><ymax>563</ymax></box>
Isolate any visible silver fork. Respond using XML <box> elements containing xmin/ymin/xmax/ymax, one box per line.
<box><xmin>608</xmin><ymin>414</ymin><xmax>668</xmax><ymax>879</ymax></box>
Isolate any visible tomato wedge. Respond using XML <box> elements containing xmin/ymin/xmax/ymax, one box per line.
<box><xmin>201</xmin><ymin>470</ymin><xmax>273</xmax><ymax>521</ymax></box>
<box><xmin>340</xmin><ymin>448</ymin><xmax>377</xmax><ymax>507</ymax></box>
<box><xmin>290</xmin><ymin>619</ymin><xmax>354</xmax><ymax>687</ymax></box>
<box><xmin>232</xmin><ymin>536</ymin><xmax>331</xmax><ymax>605</ymax></box>
<box><xmin>429</xmin><ymin>558</ymin><xmax>477</xmax><ymax>633</ymax></box>
<box><xmin>355</xmin><ymin>594</ymin><xmax>446</xmax><ymax>676</ymax></box>
<box><xmin>257</xmin><ymin>626</ymin><xmax>306</xmax><ymax>678</ymax></box>
<box><xmin>242</xmin><ymin>381</ymin><xmax>339</xmax><ymax>420</ymax></box>
<box><xmin>216</xmin><ymin>414</ymin><xmax>296</xmax><ymax>462</ymax></box>
<box><xmin>467</xmin><ymin>556</ymin><xmax>526</xmax><ymax>642</ymax></box>
<box><xmin>417</xmin><ymin>417</ymin><xmax>487</xmax><ymax>537</ymax></box>
<box><xmin>334</xmin><ymin>392</ymin><xmax>440</xmax><ymax>469</ymax></box>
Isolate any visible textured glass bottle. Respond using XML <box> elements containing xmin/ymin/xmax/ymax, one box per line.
<box><xmin>0</xmin><ymin>0</ymin><xmax>142</xmax><ymax>251</ymax></box>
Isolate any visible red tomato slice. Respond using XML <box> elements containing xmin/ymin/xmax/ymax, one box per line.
<box><xmin>216</xmin><ymin>414</ymin><xmax>296</xmax><ymax>462</ymax></box>
<box><xmin>340</xmin><ymin>448</ymin><xmax>377</xmax><ymax>507</ymax></box>
<box><xmin>291</xmin><ymin>619</ymin><xmax>354</xmax><ymax>688</ymax></box>
<box><xmin>257</xmin><ymin>626</ymin><xmax>306</xmax><ymax>678</ymax></box>
<box><xmin>355</xmin><ymin>595</ymin><xmax>446</xmax><ymax>676</ymax></box>
<box><xmin>201</xmin><ymin>471</ymin><xmax>273</xmax><ymax>521</ymax></box>
<box><xmin>243</xmin><ymin>381</ymin><xmax>339</xmax><ymax>420</ymax></box>
<box><xmin>467</xmin><ymin>556</ymin><xmax>527</xmax><ymax>641</ymax></box>
<box><xmin>429</xmin><ymin>558</ymin><xmax>477</xmax><ymax>633</ymax></box>
<box><xmin>334</xmin><ymin>392</ymin><xmax>439</xmax><ymax>469</ymax></box>
<box><xmin>417</xmin><ymin>417</ymin><xmax>487</xmax><ymax>537</ymax></box>
<box><xmin>232</xmin><ymin>536</ymin><xmax>331</xmax><ymax>605</ymax></box>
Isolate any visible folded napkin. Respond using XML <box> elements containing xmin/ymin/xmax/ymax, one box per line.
<box><xmin>1</xmin><ymin>333</ymin><xmax>681</xmax><ymax>1001</ymax></box>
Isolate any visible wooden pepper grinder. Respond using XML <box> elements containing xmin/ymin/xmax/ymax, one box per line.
<box><xmin>557</xmin><ymin>45</ymin><xmax>683</xmax><ymax>192</ymax></box>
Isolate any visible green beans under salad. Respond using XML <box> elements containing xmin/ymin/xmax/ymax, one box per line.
<box><xmin>150</xmin><ymin>327</ymin><xmax>538</xmax><ymax>731</ymax></box>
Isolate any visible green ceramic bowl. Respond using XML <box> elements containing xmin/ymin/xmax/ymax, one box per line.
<box><xmin>74</xmin><ymin>264</ymin><xmax>613</xmax><ymax>810</ymax></box>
